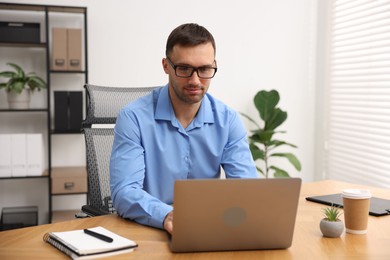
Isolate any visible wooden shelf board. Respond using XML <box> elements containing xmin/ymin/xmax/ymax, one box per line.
<box><xmin>51</xmin><ymin>209</ymin><xmax>80</xmax><ymax>223</ymax></box>
<box><xmin>0</xmin><ymin>3</ymin><xmax>86</xmax><ymax>14</ymax></box>
<box><xmin>51</xmin><ymin>166</ymin><xmax>87</xmax><ymax>177</ymax></box>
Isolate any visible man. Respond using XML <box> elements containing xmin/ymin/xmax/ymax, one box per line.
<box><xmin>110</xmin><ymin>23</ymin><xmax>257</xmax><ymax>234</ymax></box>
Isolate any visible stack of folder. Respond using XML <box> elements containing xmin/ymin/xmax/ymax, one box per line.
<box><xmin>52</xmin><ymin>28</ymin><xmax>82</xmax><ymax>71</ymax></box>
<box><xmin>0</xmin><ymin>134</ymin><xmax>43</xmax><ymax>177</ymax></box>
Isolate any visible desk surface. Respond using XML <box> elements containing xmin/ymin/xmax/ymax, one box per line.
<box><xmin>1</xmin><ymin>180</ymin><xmax>389</xmax><ymax>259</ymax></box>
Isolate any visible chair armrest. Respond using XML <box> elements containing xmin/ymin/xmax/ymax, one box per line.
<box><xmin>81</xmin><ymin>205</ymin><xmax>111</xmax><ymax>217</ymax></box>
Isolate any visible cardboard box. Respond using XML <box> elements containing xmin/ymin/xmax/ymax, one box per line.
<box><xmin>51</xmin><ymin>28</ymin><xmax>82</xmax><ymax>71</ymax></box>
<box><xmin>51</xmin><ymin>167</ymin><xmax>87</xmax><ymax>194</ymax></box>
<box><xmin>51</xmin><ymin>28</ymin><xmax>68</xmax><ymax>70</ymax></box>
<box><xmin>67</xmin><ymin>28</ymin><xmax>82</xmax><ymax>71</ymax></box>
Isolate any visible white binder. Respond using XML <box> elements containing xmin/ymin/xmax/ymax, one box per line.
<box><xmin>26</xmin><ymin>134</ymin><xmax>43</xmax><ymax>176</ymax></box>
<box><xmin>0</xmin><ymin>134</ymin><xmax>12</xmax><ymax>177</ymax></box>
<box><xmin>11</xmin><ymin>134</ymin><xmax>27</xmax><ymax>177</ymax></box>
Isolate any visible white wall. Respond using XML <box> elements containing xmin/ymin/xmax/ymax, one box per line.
<box><xmin>88</xmin><ymin>0</ymin><xmax>319</xmax><ymax>182</ymax></box>
<box><xmin>0</xmin><ymin>0</ymin><xmax>320</xmax><ymax>223</ymax></box>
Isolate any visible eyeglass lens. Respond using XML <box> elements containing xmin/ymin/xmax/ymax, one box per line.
<box><xmin>176</xmin><ymin>66</ymin><xmax>215</xmax><ymax>78</ymax></box>
<box><xmin>167</xmin><ymin>57</ymin><xmax>216</xmax><ymax>79</ymax></box>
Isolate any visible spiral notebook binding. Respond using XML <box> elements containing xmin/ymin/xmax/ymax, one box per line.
<box><xmin>43</xmin><ymin>233</ymin><xmax>78</xmax><ymax>259</ymax></box>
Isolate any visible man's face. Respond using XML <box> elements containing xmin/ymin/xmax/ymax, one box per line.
<box><xmin>163</xmin><ymin>42</ymin><xmax>216</xmax><ymax>105</ymax></box>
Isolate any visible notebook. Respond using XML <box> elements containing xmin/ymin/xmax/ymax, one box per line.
<box><xmin>170</xmin><ymin>178</ymin><xmax>302</xmax><ymax>253</ymax></box>
<box><xmin>43</xmin><ymin>226</ymin><xmax>138</xmax><ymax>259</ymax></box>
<box><xmin>306</xmin><ymin>194</ymin><xmax>390</xmax><ymax>217</ymax></box>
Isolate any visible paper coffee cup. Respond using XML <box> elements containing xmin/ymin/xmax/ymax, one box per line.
<box><xmin>342</xmin><ymin>189</ymin><xmax>371</xmax><ymax>234</ymax></box>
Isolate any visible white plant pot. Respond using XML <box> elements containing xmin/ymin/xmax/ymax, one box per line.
<box><xmin>7</xmin><ymin>89</ymin><xmax>31</xmax><ymax>109</ymax></box>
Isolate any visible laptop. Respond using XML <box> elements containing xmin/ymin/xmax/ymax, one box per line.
<box><xmin>306</xmin><ymin>194</ymin><xmax>390</xmax><ymax>217</ymax></box>
<box><xmin>170</xmin><ymin>178</ymin><xmax>302</xmax><ymax>253</ymax></box>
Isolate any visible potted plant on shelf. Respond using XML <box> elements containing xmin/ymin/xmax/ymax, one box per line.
<box><xmin>240</xmin><ymin>89</ymin><xmax>301</xmax><ymax>178</ymax></box>
<box><xmin>0</xmin><ymin>62</ymin><xmax>47</xmax><ymax>109</ymax></box>
<box><xmin>320</xmin><ymin>205</ymin><xmax>344</xmax><ymax>238</ymax></box>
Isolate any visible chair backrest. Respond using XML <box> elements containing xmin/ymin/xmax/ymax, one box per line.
<box><xmin>83</xmin><ymin>84</ymin><xmax>157</xmax><ymax>214</ymax></box>
<box><xmin>83</xmin><ymin>84</ymin><xmax>158</xmax><ymax>127</ymax></box>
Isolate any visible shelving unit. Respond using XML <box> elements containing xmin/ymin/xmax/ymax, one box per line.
<box><xmin>0</xmin><ymin>2</ymin><xmax>88</xmax><ymax>224</ymax></box>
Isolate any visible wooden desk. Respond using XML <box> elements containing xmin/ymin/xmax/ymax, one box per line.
<box><xmin>1</xmin><ymin>180</ymin><xmax>389</xmax><ymax>259</ymax></box>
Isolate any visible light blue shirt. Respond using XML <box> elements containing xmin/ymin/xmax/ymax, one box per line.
<box><xmin>110</xmin><ymin>84</ymin><xmax>257</xmax><ymax>229</ymax></box>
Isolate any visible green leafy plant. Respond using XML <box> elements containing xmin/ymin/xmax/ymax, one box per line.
<box><xmin>241</xmin><ymin>89</ymin><xmax>301</xmax><ymax>178</ymax></box>
<box><xmin>0</xmin><ymin>63</ymin><xmax>46</xmax><ymax>94</ymax></box>
<box><xmin>322</xmin><ymin>205</ymin><xmax>342</xmax><ymax>221</ymax></box>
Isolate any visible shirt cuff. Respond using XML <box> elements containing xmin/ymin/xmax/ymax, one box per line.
<box><xmin>149</xmin><ymin>203</ymin><xmax>173</xmax><ymax>229</ymax></box>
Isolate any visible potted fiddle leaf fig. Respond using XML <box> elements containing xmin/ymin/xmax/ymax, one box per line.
<box><xmin>240</xmin><ymin>89</ymin><xmax>301</xmax><ymax>178</ymax></box>
<box><xmin>0</xmin><ymin>62</ymin><xmax>47</xmax><ymax>109</ymax></box>
<box><xmin>320</xmin><ymin>205</ymin><xmax>344</xmax><ymax>238</ymax></box>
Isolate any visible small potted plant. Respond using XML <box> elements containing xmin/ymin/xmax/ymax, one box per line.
<box><xmin>0</xmin><ymin>62</ymin><xmax>47</xmax><ymax>109</ymax></box>
<box><xmin>320</xmin><ymin>205</ymin><xmax>344</xmax><ymax>238</ymax></box>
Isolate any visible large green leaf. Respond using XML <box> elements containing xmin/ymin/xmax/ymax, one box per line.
<box><xmin>265</xmin><ymin>108</ymin><xmax>287</xmax><ymax>130</ymax></box>
<box><xmin>249</xmin><ymin>143</ymin><xmax>264</xmax><ymax>161</ymax></box>
<box><xmin>270</xmin><ymin>153</ymin><xmax>302</xmax><ymax>171</ymax></box>
<box><xmin>12</xmin><ymin>81</ymin><xmax>25</xmax><ymax>94</ymax></box>
<box><xmin>270</xmin><ymin>166</ymin><xmax>290</xmax><ymax>177</ymax></box>
<box><xmin>249</xmin><ymin>129</ymin><xmax>275</xmax><ymax>144</ymax></box>
<box><xmin>0</xmin><ymin>71</ymin><xmax>16</xmax><ymax>78</ymax></box>
<box><xmin>254</xmin><ymin>90</ymin><xmax>279</xmax><ymax>122</ymax></box>
<box><xmin>8</xmin><ymin>63</ymin><xmax>24</xmax><ymax>79</ymax></box>
<box><xmin>27</xmin><ymin>75</ymin><xmax>47</xmax><ymax>91</ymax></box>
<box><xmin>268</xmin><ymin>139</ymin><xmax>297</xmax><ymax>149</ymax></box>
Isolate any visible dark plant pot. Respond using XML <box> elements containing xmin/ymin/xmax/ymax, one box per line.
<box><xmin>320</xmin><ymin>219</ymin><xmax>344</xmax><ymax>238</ymax></box>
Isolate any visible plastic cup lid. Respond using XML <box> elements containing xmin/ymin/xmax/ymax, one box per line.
<box><xmin>342</xmin><ymin>189</ymin><xmax>371</xmax><ymax>199</ymax></box>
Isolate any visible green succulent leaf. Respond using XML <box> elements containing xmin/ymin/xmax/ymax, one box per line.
<box><xmin>322</xmin><ymin>204</ymin><xmax>342</xmax><ymax>221</ymax></box>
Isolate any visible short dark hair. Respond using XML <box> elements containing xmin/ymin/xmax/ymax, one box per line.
<box><xmin>165</xmin><ymin>23</ymin><xmax>216</xmax><ymax>57</ymax></box>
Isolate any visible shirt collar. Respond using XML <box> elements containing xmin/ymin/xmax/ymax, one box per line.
<box><xmin>155</xmin><ymin>84</ymin><xmax>172</xmax><ymax>121</ymax></box>
<box><xmin>155</xmin><ymin>84</ymin><xmax>215</xmax><ymax>126</ymax></box>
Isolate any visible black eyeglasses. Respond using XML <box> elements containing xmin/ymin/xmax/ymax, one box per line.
<box><xmin>166</xmin><ymin>57</ymin><xmax>217</xmax><ymax>79</ymax></box>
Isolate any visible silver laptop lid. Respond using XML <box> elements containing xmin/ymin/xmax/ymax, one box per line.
<box><xmin>171</xmin><ymin>178</ymin><xmax>302</xmax><ymax>253</ymax></box>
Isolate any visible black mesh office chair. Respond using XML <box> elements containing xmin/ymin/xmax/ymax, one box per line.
<box><xmin>81</xmin><ymin>84</ymin><xmax>157</xmax><ymax>216</ymax></box>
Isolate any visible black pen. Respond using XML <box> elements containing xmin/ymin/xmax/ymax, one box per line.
<box><xmin>84</xmin><ymin>229</ymin><xmax>113</xmax><ymax>243</ymax></box>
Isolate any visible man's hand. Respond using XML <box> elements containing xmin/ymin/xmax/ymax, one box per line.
<box><xmin>163</xmin><ymin>211</ymin><xmax>174</xmax><ymax>234</ymax></box>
